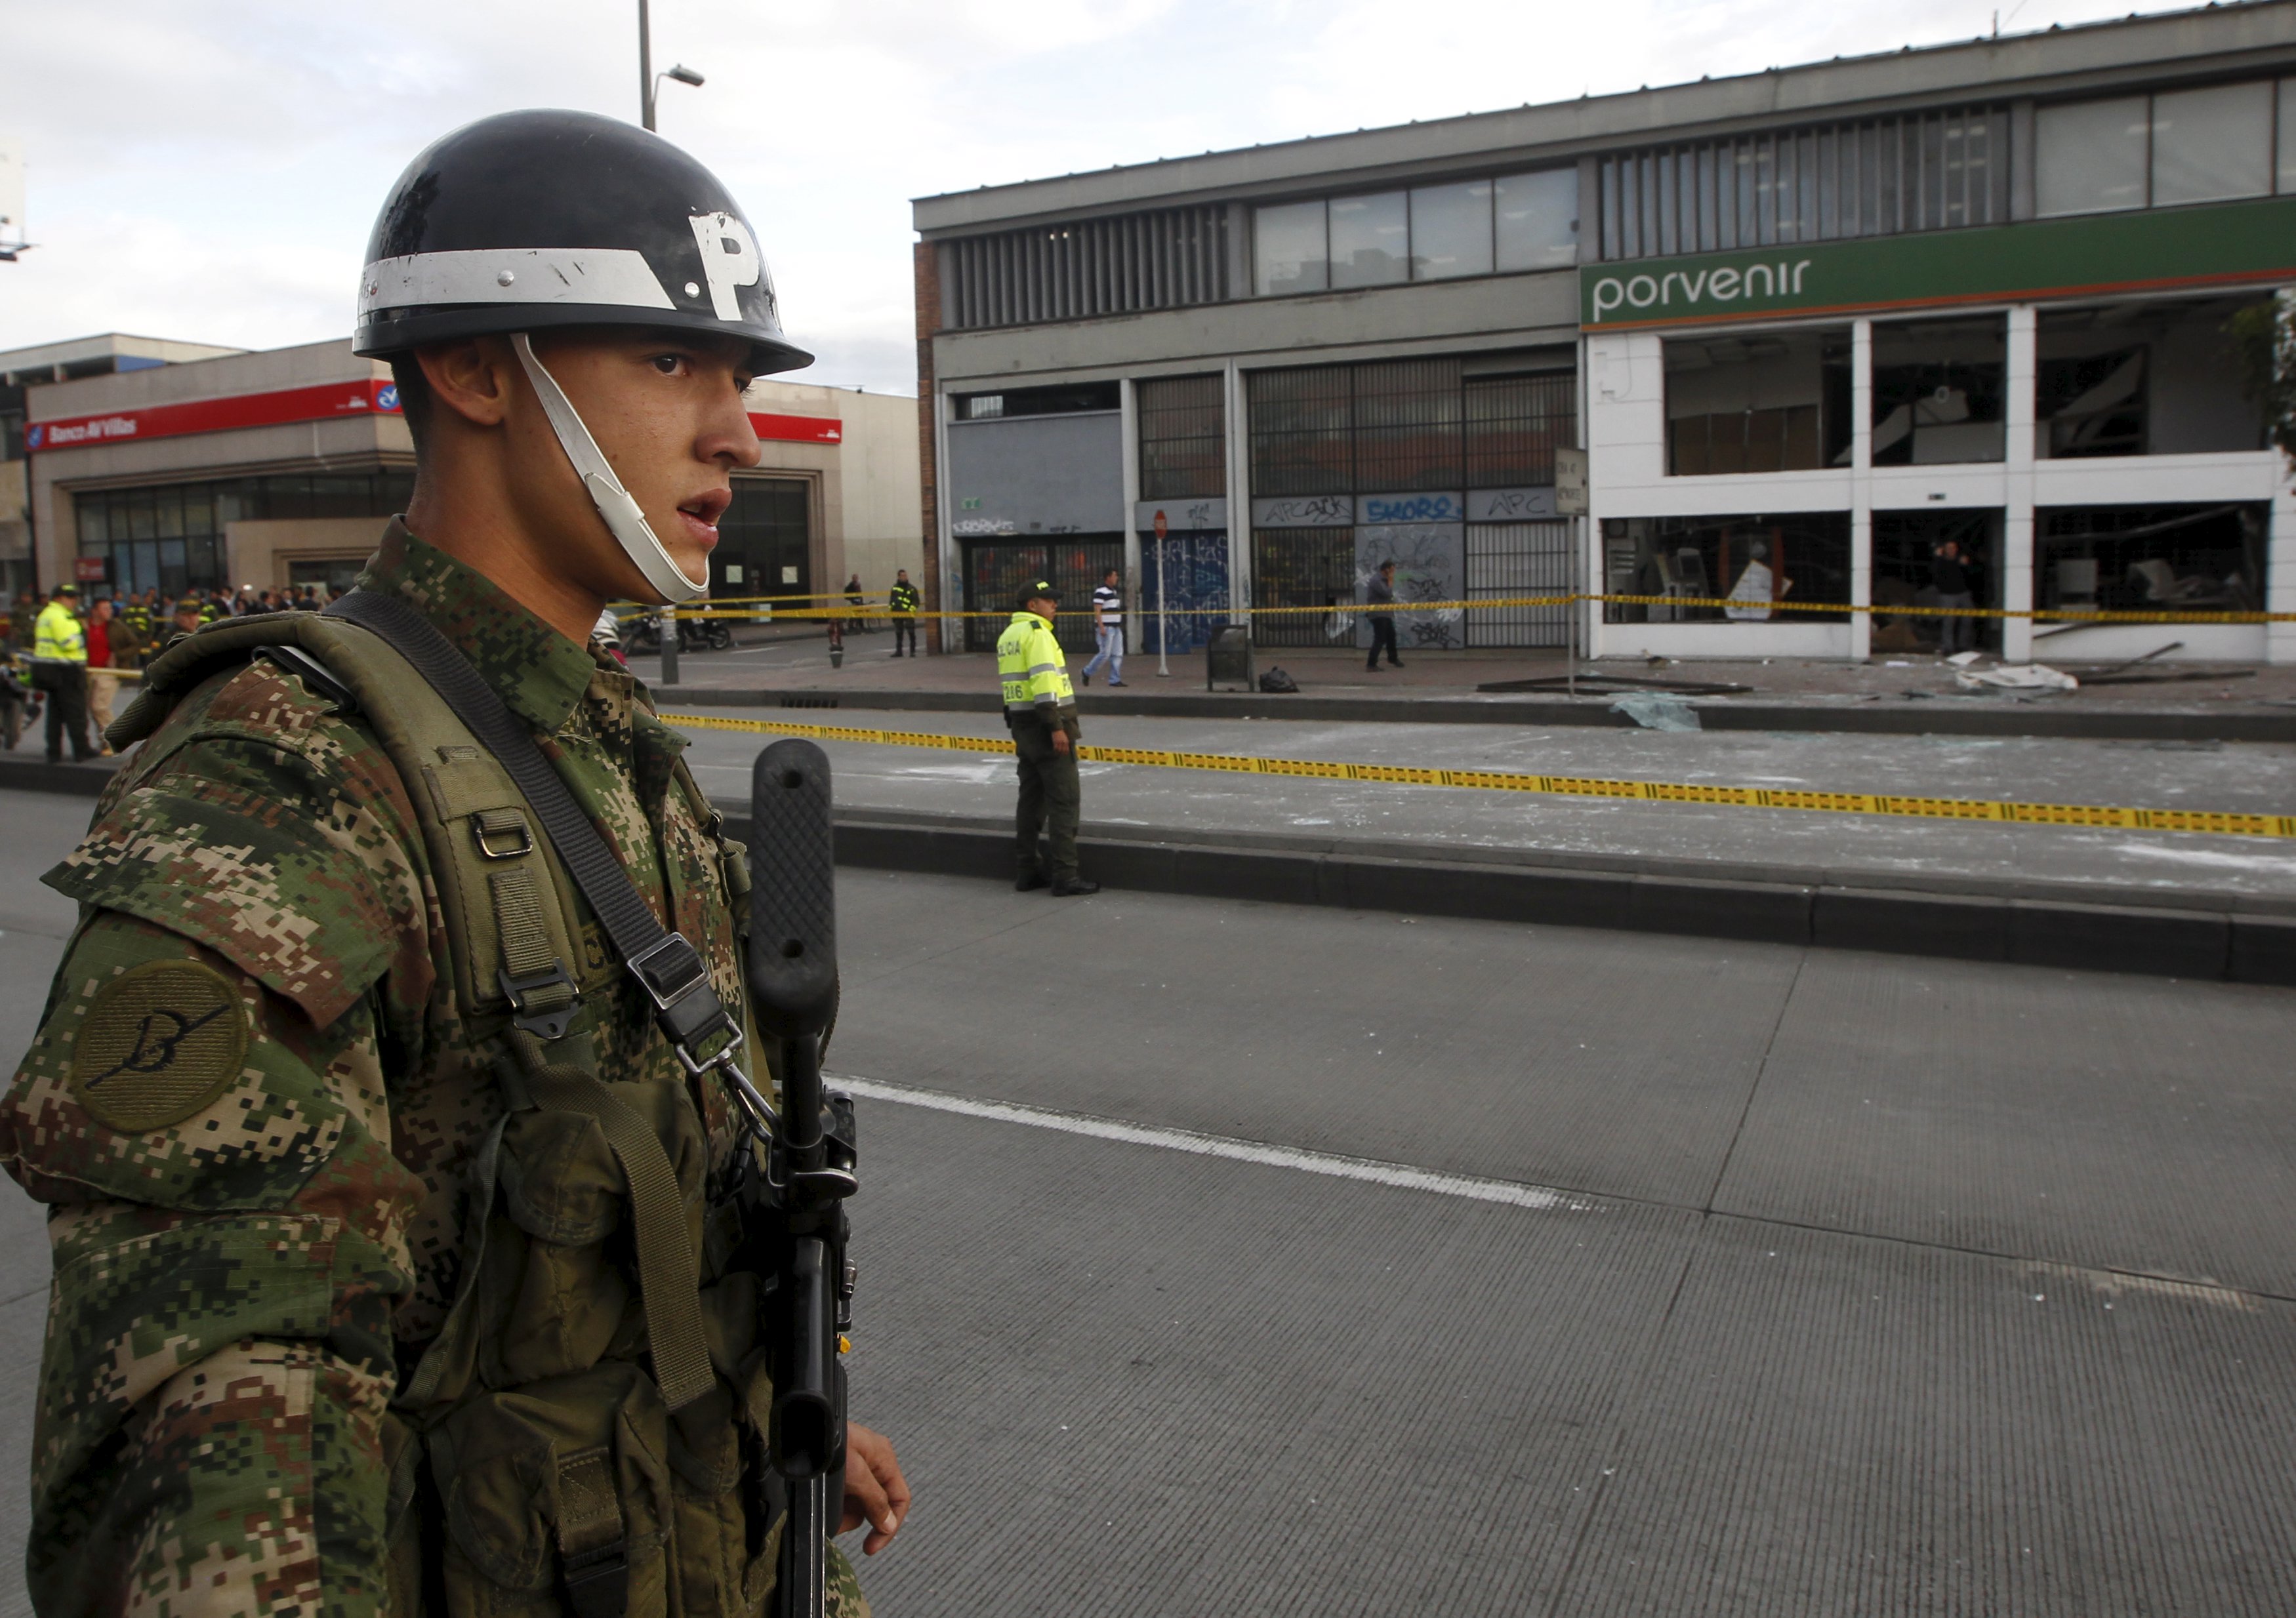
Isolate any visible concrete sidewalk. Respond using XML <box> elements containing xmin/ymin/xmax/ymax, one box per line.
<box><xmin>642</xmin><ymin>639</ymin><xmax>2296</xmax><ymax>742</ymax></box>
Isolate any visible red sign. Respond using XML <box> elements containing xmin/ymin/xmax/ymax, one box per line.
<box><xmin>28</xmin><ymin>377</ymin><xmax>401</xmax><ymax>453</ymax></box>
<box><xmin>73</xmin><ymin>557</ymin><xmax>109</xmax><ymax>582</ymax></box>
<box><xmin>748</xmin><ymin>411</ymin><xmax>842</xmax><ymax>445</ymax></box>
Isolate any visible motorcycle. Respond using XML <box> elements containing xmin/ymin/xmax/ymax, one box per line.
<box><xmin>621</xmin><ymin>611</ymin><xmax>734</xmax><ymax>655</ymax></box>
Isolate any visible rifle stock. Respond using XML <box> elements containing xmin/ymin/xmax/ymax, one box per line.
<box><xmin>745</xmin><ymin>740</ymin><xmax>857</xmax><ymax>1618</ymax></box>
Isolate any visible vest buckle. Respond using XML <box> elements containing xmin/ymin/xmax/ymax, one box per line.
<box><xmin>499</xmin><ymin>961</ymin><xmax>580</xmax><ymax>1041</ymax></box>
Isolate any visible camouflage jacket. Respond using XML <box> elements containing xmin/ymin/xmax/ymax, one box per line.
<box><xmin>1</xmin><ymin>525</ymin><xmax>761</xmax><ymax>1617</ymax></box>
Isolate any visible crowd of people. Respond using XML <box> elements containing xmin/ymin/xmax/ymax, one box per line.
<box><xmin>0</xmin><ymin>580</ymin><xmax>348</xmax><ymax>759</ymax></box>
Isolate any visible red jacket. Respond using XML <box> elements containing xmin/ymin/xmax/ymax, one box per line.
<box><xmin>87</xmin><ymin>619</ymin><xmax>111</xmax><ymax>668</ymax></box>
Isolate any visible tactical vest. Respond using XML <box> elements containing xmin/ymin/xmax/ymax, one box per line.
<box><xmin>113</xmin><ymin>613</ymin><xmax>804</xmax><ymax>1618</ymax></box>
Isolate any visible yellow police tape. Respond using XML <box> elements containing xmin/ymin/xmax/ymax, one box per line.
<box><xmin>644</xmin><ymin>592</ymin><xmax>2296</xmax><ymax>626</ymax></box>
<box><xmin>659</xmin><ymin>711</ymin><xmax>2295</xmax><ymax>841</ymax></box>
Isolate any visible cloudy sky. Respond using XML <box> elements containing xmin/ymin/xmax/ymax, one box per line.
<box><xmin>1</xmin><ymin>0</ymin><xmax>2190</xmax><ymax>394</ymax></box>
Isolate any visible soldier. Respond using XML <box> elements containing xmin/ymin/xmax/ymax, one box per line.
<box><xmin>3</xmin><ymin>110</ymin><xmax>905</xmax><ymax>1617</ymax></box>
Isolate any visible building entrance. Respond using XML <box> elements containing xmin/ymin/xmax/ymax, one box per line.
<box><xmin>1872</xmin><ymin>510</ymin><xmax>2003</xmax><ymax>655</ymax></box>
<box><xmin>959</xmin><ymin>536</ymin><xmax>1121</xmax><ymax>652</ymax></box>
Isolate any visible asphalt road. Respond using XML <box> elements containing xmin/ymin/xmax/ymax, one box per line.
<box><xmin>2</xmin><ymin>787</ymin><xmax>2293</xmax><ymax>1614</ymax></box>
<box><xmin>661</xmin><ymin>710</ymin><xmax>2296</xmax><ymax>902</ymax></box>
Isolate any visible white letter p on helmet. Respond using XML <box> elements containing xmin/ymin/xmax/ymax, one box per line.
<box><xmin>689</xmin><ymin>211</ymin><xmax>762</xmax><ymax>321</ymax></box>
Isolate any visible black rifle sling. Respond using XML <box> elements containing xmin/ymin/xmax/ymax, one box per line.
<box><xmin>325</xmin><ymin>588</ymin><xmax>732</xmax><ymax>1413</ymax></box>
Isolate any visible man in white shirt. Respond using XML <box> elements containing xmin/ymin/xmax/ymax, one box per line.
<box><xmin>1079</xmin><ymin>566</ymin><xmax>1127</xmax><ymax>687</ymax></box>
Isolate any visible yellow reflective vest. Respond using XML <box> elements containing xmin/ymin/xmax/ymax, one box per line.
<box><xmin>33</xmin><ymin>601</ymin><xmax>87</xmax><ymax>664</ymax></box>
<box><xmin>996</xmin><ymin>609</ymin><xmax>1073</xmax><ymax>718</ymax></box>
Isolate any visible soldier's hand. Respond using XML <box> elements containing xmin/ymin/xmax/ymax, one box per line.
<box><xmin>1051</xmin><ymin>727</ymin><xmax>1070</xmax><ymax>755</ymax></box>
<box><xmin>840</xmin><ymin>1423</ymin><xmax>911</xmax><ymax>1554</ymax></box>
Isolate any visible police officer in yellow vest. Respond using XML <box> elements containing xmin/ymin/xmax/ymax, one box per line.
<box><xmin>998</xmin><ymin>580</ymin><xmax>1099</xmax><ymax>895</ymax></box>
<box><xmin>31</xmin><ymin>583</ymin><xmax>96</xmax><ymax>763</ymax></box>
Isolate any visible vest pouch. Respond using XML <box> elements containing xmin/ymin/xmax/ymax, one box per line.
<box><xmin>428</xmin><ymin>1361</ymin><xmax>676</xmax><ymax>1618</ymax></box>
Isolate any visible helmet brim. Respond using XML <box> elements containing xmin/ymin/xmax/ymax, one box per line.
<box><xmin>356</xmin><ymin>302</ymin><xmax>813</xmax><ymax>376</ymax></box>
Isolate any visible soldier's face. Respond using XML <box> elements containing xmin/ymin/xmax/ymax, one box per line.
<box><xmin>518</xmin><ymin>327</ymin><xmax>762</xmax><ymax>602</ymax></box>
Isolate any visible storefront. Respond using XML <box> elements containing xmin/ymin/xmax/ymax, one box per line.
<box><xmin>24</xmin><ymin>338</ymin><xmax>923</xmax><ymax>609</ymax></box>
<box><xmin>1581</xmin><ymin>179</ymin><xmax>2296</xmax><ymax>664</ymax></box>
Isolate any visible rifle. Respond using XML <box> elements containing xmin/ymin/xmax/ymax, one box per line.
<box><xmin>743</xmin><ymin>740</ymin><xmax>859</xmax><ymax>1618</ymax></box>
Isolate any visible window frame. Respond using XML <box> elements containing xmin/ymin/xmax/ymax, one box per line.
<box><xmin>1250</xmin><ymin>167</ymin><xmax>1578</xmax><ymax>300</ymax></box>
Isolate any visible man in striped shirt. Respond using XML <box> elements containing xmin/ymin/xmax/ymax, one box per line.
<box><xmin>1080</xmin><ymin>567</ymin><xmax>1127</xmax><ymax>687</ymax></box>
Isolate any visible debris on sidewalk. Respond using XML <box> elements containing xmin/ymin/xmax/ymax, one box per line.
<box><xmin>1610</xmin><ymin>693</ymin><xmax>1703</xmax><ymax>731</ymax></box>
<box><xmin>1481</xmin><ymin>674</ymin><xmax>1750</xmax><ymax>697</ymax></box>
<box><xmin>1956</xmin><ymin>662</ymin><xmax>2080</xmax><ymax>693</ymax></box>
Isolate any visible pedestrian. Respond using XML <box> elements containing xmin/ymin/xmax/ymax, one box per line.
<box><xmin>844</xmin><ymin>571</ymin><xmax>871</xmax><ymax>632</ymax></box>
<box><xmin>999</xmin><ymin>577</ymin><xmax>1098</xmax><ymax>895</ymax></box>
<box><xmin>1</xmin><ymin>108</ymin><xmax>905</xmax><ymax>1618</ymax></box>
<box><xmin>7</xmin><ymin>588</ymin><xmax>35</xmax><ymax>651</ymax></box>
<box><xmin>29</xmin><ymin>582</ymin><xmax>95</xmax><ymax>762</ymax></box>
<box><xmin>84</xmin><ymin>596</ymin><xmax>123</xmax><ymax>754</ymax></box>
<box><xmin>1364</xmin><ymin>559</ymin><xmax>1404</xmax><ymax>672</ymax></box>
<box><xmin>1932</xmin><ymin>538</ymin><xmax>1977</xmax><ymax>654</ymax></box>
<box><xmin>888</xmin><ymin>566</ymin><xmax>920</xmax><ymax>657</ymax></box>
<box><xmin>1079</xmin><ymin>566</ymin><xmax>1127</xmax><ymax>687</ymax></box>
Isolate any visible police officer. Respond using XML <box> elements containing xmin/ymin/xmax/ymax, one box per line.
<box><xmin>999</xmin><ymin>579</ymin><xmax>1099</xmax><ymax>896</ymax></box>
<box><xmin>886</xmin><ymin>567</ymin><xmax>920</xmax><ymax>657</ymax></box>
<box><xmin>3</xmin><ymin>110</ymin><xmax>905</xmax><ymax>1617</ymax></box>
<box><xmin>30</xmin><ymin>582</ymin><xmax>95</xmax><ymax>763</ymax></box>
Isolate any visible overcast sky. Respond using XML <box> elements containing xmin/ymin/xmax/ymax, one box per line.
<box><xmin>0</xmin><ymin>0</ymin><xmax>2191</xmax><ymax>394</ymax></box>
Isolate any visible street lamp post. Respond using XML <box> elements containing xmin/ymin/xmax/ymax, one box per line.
<box><xmin>638</xmin><ymin>1</ymin><xmax>705</xmax><ymax>131</ymax></box>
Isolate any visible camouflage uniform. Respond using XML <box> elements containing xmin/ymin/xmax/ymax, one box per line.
<box><xmin>2</xmin><ymin>523</ymin><xmax>866</xmax><ymax>1618</ymax></box>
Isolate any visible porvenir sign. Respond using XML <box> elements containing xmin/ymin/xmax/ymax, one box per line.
<box><xmin>1578</xmin><ymin>194</ymin><xmax>2296</xmax><ymax>330</ymax></box>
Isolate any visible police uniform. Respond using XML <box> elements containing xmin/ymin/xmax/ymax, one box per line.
<box><xmin>886</xmin><ymin>578</ymin><xmax>920</xmax><ymax>658</ymax></box>
<box><xmin>3</xmin><ymin>111</ymin><xmax>871</xmax><ymax>1618</ymax></box>
<box><xmin>31</xmin><ymin>590</ymin><xmax>95</xmax><ymax>763</ymax></box>
<box><xmin>998</xmin><ymin>584</ymin><xmax>1097</xmax><ymax>896</ymax></box>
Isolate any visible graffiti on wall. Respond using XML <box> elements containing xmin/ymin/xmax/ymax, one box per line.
<box><xmin>1141</xmin><ymin>531</ymin><xmax>1231</xmax><ymax>655</ymax></box>
<box><xmin>1355</xmin><ymin>523</ymin><xmax>1466</xmax><ymax>651</ymax></box>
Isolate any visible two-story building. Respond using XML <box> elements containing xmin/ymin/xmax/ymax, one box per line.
<box><xmin>912</xmin><ymin>2</ymin><xmax>2296</xmax><ymax>664</ymax></box>
<box><xmin>12</xmin><ymin>336</ymin><xmax>923</xmax><ymax>610</ymax></box>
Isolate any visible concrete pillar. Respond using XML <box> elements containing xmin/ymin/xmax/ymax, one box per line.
<box><xmin>1223</xmin><ymin>359</ymin><xmax>1249</xmax><ymax>621</ymax></box>
<box><xmin>1849</xmin><ymin>319</ymin><xmax>1873</xmax><ymax>662</ymax></box>
<box><xmin>2269</xmin><ymin>470</ymin><xmax>2296</xmax><ymax>666</ymax></box>
<box><xmin>2002</xmin><ymin>305</ymin><xmax>2038</xmax><ymax>663</ymax></box>
<box><xmin>1119</xmin><ymin>377</ymin><xmax>1142</xmax><ymax>622</ymax></box>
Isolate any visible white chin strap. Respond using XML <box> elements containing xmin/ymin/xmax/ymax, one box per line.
<box><xmin>510</xmin><ymin>333</ymin><xmax>711</xmax><ymax>604</ymax></box>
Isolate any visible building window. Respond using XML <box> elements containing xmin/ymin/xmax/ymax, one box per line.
<box><xmin>2034</xmin><ymin>96</ymin><xmax>2150</xmax><ymax>217</ymax></box>
<box><xmin>1465</xmin><ymin>371</ymin><xmax>1576</xmax><ymax>487</ymax></box>
<box><xmin>1598</xmin><ymin>106</ymin><xmax>2006</xmax><ymax>260</ymax></box>
<box><xmin>715</xmin><ymin>477</ymin><xmax>811</xmax><ymax>600</ymax></box>
<box><xmin>1253</xmin><ymin>199</ymin><xmax>1329</xmax><ymax>295</ymax></box>
<box><xmin>1328</xmin><ymin>192</ymin><xmax>1410</xmax><ymax>289</ymax></box>
<box><xmin>1872</xmin><ymin>510</ymin><xmax>2001</xmax><ymax>654</ymax></box>
<box><xmin>2036</xmin><ymin>294</ymin><xmax>2266</xmax><ymax>459</ymax></box>
<box><xmin>1253</xmin><ymin>169</ymin><xmax>1577</xmax><ymax>297</ymax></box>
<box><xmin>2152</xmin><ymin>81</ymin><xmax>2274</xmax><ymax>206</ymax></box>
<box><xmin>953</xmin><ymin>382</ymin><xmax>1119</xmax><ymax>422</ymax></box>
<box><xmin>1353</xmin><ymin>359</ymin><xmax>1462</xmax><ymax>490</ymax></box>
<box><xmin>1410</xmin><ymin>182</ymin><xmax>1494</xmax><ymax>281</ymax></box>
<box><xmin>72</xmin><ymin>467</ymin><xmax>412</xmax><ymax>599</ymax></box>
<box><xmin>1601</xmin><ymin>512</ymin><xmax>1852</xmax><ymax>622</ymax></box>
<box><xmin>1495</xmin><ymin>169</ymin><xmax>1579</xmax><ymax>272</ymax></box>
<box><xmin>1870</xmin><ymin>315</ymin><xmax>2006</xmax><ymax>466</ymax></box>
<box><xmin>2038</xmin><ymin>83</ymin><xmax>2284</xmax><ymax>217</ymax></box>
<box><xmin>1663</xmin><ymin>329</ymin><xmax>1852</xmax><ymax>475</ymax></box>
<box><xmin>2038</xmin><ymin>503</ymin><xmax>2265</xmax><ymax>615</ymax></box>
<box><xmin>1136</xmin><ymin>374</ymin><xmax>1225</xmax><ymax>500</ymax></box>
<box><xmin>2280</xmin><ymin>80</ymin><xmax>2296</xmax><ymax>193</ymax></box>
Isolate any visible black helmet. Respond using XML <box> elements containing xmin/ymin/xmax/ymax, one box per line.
<box><xmin>353</xmin><ymin>109</ymin><xmax>811</xmax><ymax>375</ymax></box>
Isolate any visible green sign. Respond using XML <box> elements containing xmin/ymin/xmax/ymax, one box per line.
<box><xmin>1578</xmin><ymin>195</ymin><xmax>2296</xmax><ymax>329</ymax></box>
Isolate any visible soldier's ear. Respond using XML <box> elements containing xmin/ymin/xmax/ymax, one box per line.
<box><xmin>414</xmin><ymin>336</ymin><xmax>517</xmax><ymax>432</ymax></box>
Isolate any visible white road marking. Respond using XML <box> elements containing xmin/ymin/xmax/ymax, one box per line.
<box><xmin>831</xmin><ymin>1074</ymin><xmax>1596</xmax><ymax>1211</ymax></box>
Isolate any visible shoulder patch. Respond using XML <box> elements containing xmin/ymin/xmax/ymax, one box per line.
<box><xmin>68</xmin><ymin>961</ymin><xmax>250</xmax><ymax>1132</ymax></box>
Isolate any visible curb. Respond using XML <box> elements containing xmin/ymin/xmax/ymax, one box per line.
<box><xmin>657</xmin><ymin>683</ymin><xmax>2296</xmax><ymax>743</ymax></box>
<box><xmin>13</xmin><ymin>754</ymin><xmax>2286</xmax><ymax>986</ymax></box>
<box><xmin>715</xmin><ymin>807</ymin><xmax>2296</xmax><ymax>990</ymax></box>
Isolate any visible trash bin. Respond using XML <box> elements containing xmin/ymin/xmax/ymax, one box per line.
<box><xmin>1206</xmin><ymin>623</ymin><xmax>1255</xmax><ymax>692</ymax></box>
